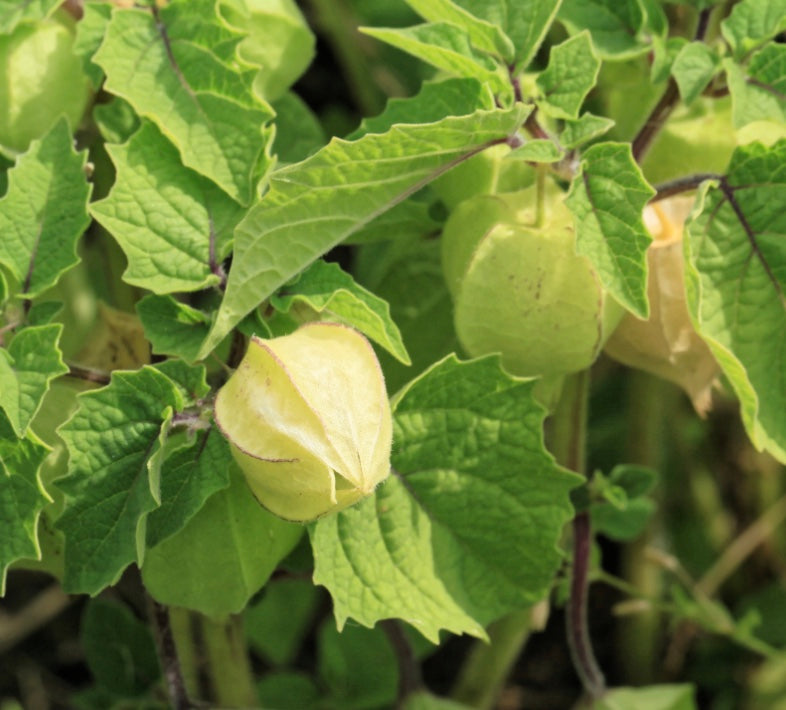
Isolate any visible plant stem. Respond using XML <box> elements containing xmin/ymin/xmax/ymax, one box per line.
<box><xmin>652</xmin><ymin>173</ymin><xmax>723</xmax><ymax>202</ymax></box>
<box><xmin>148</xmin><ymin>599</ymin><xmax>195</xmax><ymax>710</ymax></box>
<box><xmin>452</xmin><ymin>607</ymin><xmax>544</xmax><ymax>709</ymax></box>
<box><xmin>381</xmin><ymin>620</ymin><xmax>422</xmax><ymax>707</ymax></box>
<box><xmin>169</xmin><ymin>607</ymin><xmax>258</xmax><ymax>708</ymax></box>
<box><xmin>552</xmin><ymin>371</ymin><xmax>606</xmax><ymax>700</ymax></box>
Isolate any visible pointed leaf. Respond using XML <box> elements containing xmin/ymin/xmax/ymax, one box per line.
<box><xmin>141</xmin><ymin>464</ymin><xmax>302</xmax><ymax>616</ymax></box>
<box><xmin>146</xmin><ymin>427</ymin><xmax>231</xmax><ymax>548</ymax></box>
<box><xmin>362</xmin><ymin>23</ymin><xmax>507</xmax><ymax>94</ymax></box>
<box><xmin>684</xmin><ymin>141</ymin><xmax>786</xmax><ymax>463</ymax></box>
<box><xmin>510</xmin><ymin>139</ymin><xmax>563</xmax><ymax>162</ymax></box>
<box><xmin>725</xmin><ymin>48</ymin><xmax>786</xmax><ymax>128</ymax></box>
<box><xmin>271</xmin><ymin>260</ymin><xmax>411</xmax><ymax>364</ymax></box>
<box><xmin>0</xmin><ymin>118</ymin><xmax>90</xmax><ymax>298</ymax></box>
<box><xmin>671</xmin><ymin>41</ymin><xmax>720</xmax><ymax>106</ymax></box>
<box><xmin>0</xmin><ymin>411</ymin><xmax>50</xmax><ymax>595</ymax></box>
<box><xmin>90</xmin><ymin>121</ymin><xmax>241</xmax><ymax>294</ymax></box>
<box><xmin>721</xmin><ymin>0</ymin><xmax>786</xmax><ymax>60</ymax></box>
<box><xmin>566</xmin><ymin>142</ymin><xmax>656</xmax><ymax>318</ymax></box>
<box><xmin>558</xmin><ymin>0</ymin><xmax>648</xmax><ymax>58</ymax></box>
<box><xmin>0</xmin><ymin>324</ymin><xmax>68</xmax><ymax>436</ymax></box>
<box><xmin>55</xmin><ymin>367</ymin><xmax>183</xmax><ymax>594</ymax></box>
<box><xmin>403</xmin><ymin>0</ymin><xmax>515</xmax><ymax>61</ymax></box>
<box><xmin>311</xmin><ymin>355</ymin><xmax>580</xmax><ymax>642</ymax></box>
<box><xmin>198</xmin><ymin>105</ymin><xmax>530</xmax><ymax>358</ymax></box>
<box><xmin>352</xmin><ymin>78</ymin><xmax>494</xmax><ymax>138</ymax></box>
<box><xmin>72</xmin><ymin>2</ymin><xmax>113</xmax><ymax>88</ymax></box>
<box><xmin>137</xmin><ymin>295</ymin><xmax>212</xmax><ymax>362</ymax></box>
<box><xmin>536</xmin><ymin>31</ymin><xmax>601</xmax><ymax>119</ymax></box>
<box><xmin>152</xmin><ymin>359</ymin><xmax>210</xmax><ymax>404</ymax></box>
<box><xmin>560</xmin><ymin>113</ymin><xmax>615</xmax><ymax>149</ymax></box>
<box><xmin>444</xmin><ymin>0</ymin><xmax>562</xmax><ymax>71</ymax></box>
<box><xmin>93</xmin><ymin>4</ymin><xmax>273</xmax><ymax>204</ymax></box>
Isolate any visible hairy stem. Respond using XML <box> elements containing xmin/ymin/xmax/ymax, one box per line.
<box><xmin>381</xmin><ymin>620</ymin><xmax>422</xmax><ymax>707</ymax></box>
<box><xmin>652</xmin><ymin>173</ymin><xmax>722</xmax><ymax>203</ymax></box>
<box><xmin>148</xmin><ymin>599</ymin><xmax>196</xmax><ymax>710</ymax></box>
<box><xmin>169</xmin><ymin>607</ymin><xmax>258</xmax><ymax>708</ymax></box>
<box><xmin>552</xmin><ymin>371</ymin><xmax>606</xmax><ymax>699</ymax></box>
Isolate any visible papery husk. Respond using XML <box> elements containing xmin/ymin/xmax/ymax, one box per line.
<box><xmin>604</xmin><ymin>197</ymin><xmax>719</xmax><ymax>415</ymax></box>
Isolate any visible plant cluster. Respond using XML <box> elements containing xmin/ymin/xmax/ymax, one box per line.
<box><xmin>2</xmin><ymin>0</ymin><xmax>786</xmax><ymax>708</ymax></box>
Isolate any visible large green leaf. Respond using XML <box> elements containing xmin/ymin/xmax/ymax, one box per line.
<box><xmin>270</xmin><ymin>260</ymin><xmax>410</xmax><ymax>365</ymax></box>
<box><xmin>403</xmin><ymin>0</ymin><xmax>515</xmax><ymax>61</ymax></box>
<box><xmin>93</xmin><ymin>2</ymin><xmax>273</xmax><ymax>204</ymax></box>
<box><xmin>565</xmin><ymin>142</ymin><xmax>656</xmax><ymax>318</ymax></box>
<box><xmin>684</xmin><ymin>141</ymin><xmax>786</xmax><ymax>463</ymax></box>
<box><xmin>198</xmin><ymin>105</ymin><xmax>530</xmax><ymax>358</ymax></box>
<box><xmin>55</xmin><ymin>367</ymin><xmax>183</xmax><ymax>594</ymax></box>
<box><xmin>362</xmin><ymin>23</ymin><xmax>507</xmax><ymax>94</ymax></box>
<box><xmin>146</xmin><ymin>427</ymin><xmax>231</xmax><ymax>548</ymax></box>
<box><xmin>141</xmin><ymin>463</ymin><xmax>302</xmax><ymax>616</ymax></box>
<box><xmin>352</xmin><ymin>77</ymin><xmax>494</xmax><ymax>138</ymax></box>
<box><xmin>311</xmin><ymin>356</ymin><xmax>580</xmax><ymax>642</ymax></box>
<box><xmin>90</xmin><ymin>120</ymin><xmax>242</xmax><ymax>294</ymax></box>
<box><xmin>446</xmin><ymin>0</ymin><xmax>562</xmax><ymax>70</ymax></box>
<box><xmin>725</xmin><ymin>48</ymin><xmax>786</xmax><ymax>128</ymax></box>
<box><xmin>721</xmin><ymin>0</ymin><xmax>786</xmax><ymax>60</ymax></box>
<box><xmin>596</xmin><ymin>684</ymin><xmax>697</xmax><ymax>710</ymax></box>
<box><xmin>0</xmin><ymin>118</ymin><xmax>90</xmax><ymax>298</ymax></box>
<box><xmin>0</xmin><ymin>324</ymin><xmax>68</xmax><ymax>436</ymax></box>
<box><xmin>0</xmin><ymin>410</ymin><xmax>50</xmax><ymax>595</ymax></box>
<box><xmin>536</xmin><ymin>31</ymin><xmax>600</xmax><ymax>119</ymax></box>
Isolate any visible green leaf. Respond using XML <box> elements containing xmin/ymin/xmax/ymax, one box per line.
<box><xmin>597</xmin><ymin>684</ymin><xmax>697</xmax><ymax>710</ymax></box>
<box><xmin>560</xmin><ymin>112</ymin><xmax>615</xmax><ymax>149</ymax></box>
<box><xmin>93</xmin><ymin>3</ymin><xmax>274</xmax><ymax>204</ymax></box>
<box><xmin>0</xmin><ymin>0</ymin><xmax>60</xmax><ymax>33</ymax></box>
<box><xmin>591</xmin><ymin>464</ymin><xmax>657</xmax><ymax>541</ymax></box>
<box><xmin>725</xmin><ymin>48</ymin><xmax>786</xmax><ymax>129</ymax></box>
<box><xmin>684</xmin><ymin>142</ymin><xmax>786</xmax><ymax>463</ymax></box>
<box><xmin>0</xmin><ymin>324</ymin><xmax>68</xmax><ymax>436</ymax></box>
<box><xmin>151</xmin><ymin>359</ymin><xmax>210</xmax><ymax>404</ymax></box>
<box><xmin>510</xmin><ymin>139</ymin><xmax>562</xmax><ymax>162</ymax></box>
<box><xmin>444</xmin><ymin>0</ymin><xmax>562</xmax><ymax>71</ymax></box>
<box><xmin>72</xmin><ymin>1</ymin><xmax>112</xmax><ymax>88</ymax></box>
<box><xmin>199</xmin><ymin>104</ymin><xmax>530</xmax><ymax>358</ymax></box>
<box><xmin>352</xmin><ymin>77</ymin><xmax>494</xmax><ymax>139</ymax></box>
<box><xmin>651</xmin><ymin>36</ymin><xmax>688</xmax><ymax>84</ymax></box>
<box><xmin>354</xmin><ymin>236</ymin><xmax>458</xmax><ymax>394</ymax></box>
<box><xmin>141</xmin><ymin>463</ymin><xmax>303</xmax><ymax>616</ymax></box>
<box><xmin>558</xmin><ymin>0</ymin><xmax>648</xmax><ymax>59</ymax></box>
<box><xmin>55</xmin><ymin>367</ymin><xmax>183</xmax><ymax>594</ymax></box>
<box><xmin>81</xmin><ymin>598</ymin><xmax>160</xmax><ymax>697</ymax></box>
<box><xmin>671</xmin><ymin>42</ymin><xmax>720</xmax><ymax>106</ymax></box>
<box><xmin>93</xmin><ymin>97</ymin><xmax>140</xmax><ymax>145</ymax></box>
<box><xmin>27</xmin><ymin>301</ymin><xmax>62</xmax><ymax>326</ymax></box>
<box><xmin>245</xmin><ymin>578</ymin><xmax>320</xmax><ymax>665</ymax></box>
<box><xmin>271</xmin><ymin>92</ymin><xmax>325</xmax><ymax>164</ymax></box>
<box><xmin>405</xmin><ymin>693</ymin><xmax>474</xmax><ymax>710</ymax></box>
<box><xmin>348</xmin><ymin>193</ymin><xmax>441</xmax><ymax>244</ymax></box>
<box><xmin>317</xmin><ymin>622</ymin><xmax>398</xmax><ymax>710</ymax></box>
<box><xmin>362</xmin><ymin>23</ymin><xmax>507</xmax><ymax>94</ymax></box>
<box><xmin>403</xmin><ymin>0</ymin><xmax>515</xmax><ymax>61</ymax></box>
<box><xmin>0</xmin><ymin>118</ymin><xmax>90</xmax><ymax>298</ymax></box>
<box><xmin>536</xmin><ymin>31</ymin><xmax>601</xmax><ymax>119</ymax></box>
<box><xmin>311</xmin><ymin>355</ymin><xmax>580</xmax><ymax>642</ymax></box>
<box><xmin>270</xmin><ymin>260</ymin><xmax>411</xmax><ymax>364</ymax></box>
<box><xmin>0</xmin><ymin>411</ymin><xmax>50</xmax><ymax>595</ymax></box>
<box><xmin>257</xmin><ymin>672</ymin><xmax>320</xmax><ymax>710</ymax></box>
<box><xmin>137</xmin><ymin>295</ymin><xmax>212</xmax><ymax>362</ymax></box>
<box><xmin>218</xmin><ymin>0</ymin><xmax>316</xmax><ymax>102</ymax></box>
<box><xmin>146</xmin><ymin>427</ymin><xmax>230</xmax><ymax>548</ymax></box>
<box><xmin>721</xmin><ymin>0</ymin><xmax>786</xmax><ymax>61</ymax></box>
<box><xmin>90</xmin><ymin>121</ymin><xmax>242</xmax><ymax>294</ymax></box>
<box><xmin>565</xmin><ymin>142</ymin><xmax>656</xmax><ymax>318</ymax></box>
